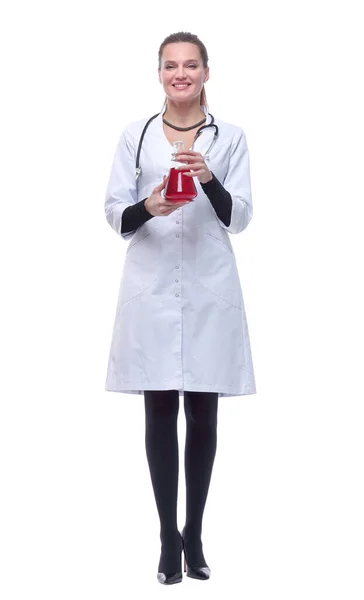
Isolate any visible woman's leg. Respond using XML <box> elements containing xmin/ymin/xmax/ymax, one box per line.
<box><xmin>144</xmin><ymin>390</ymin><xmax>182</xmax><ymax>572</ymax></box>
<box><xmin>183</xmin><ymin>391</ymin><xmax>218</xmax><ymax>567</ymax></box>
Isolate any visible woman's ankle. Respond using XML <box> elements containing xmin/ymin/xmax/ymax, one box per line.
<box><xmin>160</xmin><ymin>527</ymin><xmax>181</xmax><ymax>545</ymax></box>
<box><xmin>183</xmin><ymin>523</ymin><xmax>202</xmax><ymax>542</ymax></box>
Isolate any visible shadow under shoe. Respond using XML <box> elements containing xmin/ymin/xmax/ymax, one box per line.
<box><xmin>181</xmin><ymin>526</ymin><xmax>211</xmax><ymax>580</ymax></box>
<box><xmin>157</xmin><ymin>532</ymin><xmax>184</xmax><ymax>585</ymax></box>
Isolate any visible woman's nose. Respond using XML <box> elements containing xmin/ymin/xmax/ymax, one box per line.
<box><xmin>176</xmin><ymin>66</ymin><xmax>187</xmax><ymax>79</ymax></box>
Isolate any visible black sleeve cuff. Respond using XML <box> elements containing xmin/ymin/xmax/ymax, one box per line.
<box><xmin>200</xmin><ymin>172</ymin><xmax>232</xmax><ymax>227</ymax></box>
<box><xmin>121</xmin><ymin>198</ymin><xmax>154</xmax><ymax>234</ymax></box>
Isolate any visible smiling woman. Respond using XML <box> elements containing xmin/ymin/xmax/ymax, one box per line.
<box><xmin>103</xmin><ymin>30</ymin><xmax>256</xmax><ymax>587</ymax></box>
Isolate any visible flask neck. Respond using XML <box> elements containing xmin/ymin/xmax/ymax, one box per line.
<box><xmin>171</xmin><ymin>140</ymin><xmax>185</xmax><ymax>169</ymax></box>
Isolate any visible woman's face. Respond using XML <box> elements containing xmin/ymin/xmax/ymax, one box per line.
<box><xmin>158</xmin><ymin>42</ymin><xmax>209</xmax><ymax>103</ymax></box>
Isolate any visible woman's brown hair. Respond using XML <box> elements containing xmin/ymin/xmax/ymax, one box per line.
<box><xmin>158</xmin><ymin>32</ymin><xmax>209</xmax><ymax>111</ymax></box>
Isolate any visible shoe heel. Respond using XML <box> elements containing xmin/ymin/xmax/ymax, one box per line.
<box><xmin>180</xmin><ymin>527</ymin><xmax>211</xmax><ymax>580</ymax></box>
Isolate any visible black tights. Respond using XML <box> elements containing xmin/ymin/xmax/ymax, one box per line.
<box><xmin>144</xmin><ymin>389</ymin><xmax>218</xmax><ymax>569</ymax></box>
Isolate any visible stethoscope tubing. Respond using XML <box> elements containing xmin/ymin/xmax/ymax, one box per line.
<box><xmin>135</xmin><ymin>113</ymin><xmax>219</xmax><ymax>181</ymax></box>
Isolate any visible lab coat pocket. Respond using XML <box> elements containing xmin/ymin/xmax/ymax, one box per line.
<box><xmin>196</xmin><ymin>228</ymin><xmax>243</xmax><ymax>310</ymax></box>
<box><xmin>119</xmin><ymin>231</ymin><xmax>159</xmax><ymax>306</ymax></box>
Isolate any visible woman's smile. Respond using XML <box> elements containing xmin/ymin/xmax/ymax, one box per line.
<box><xmin>172</xmin><ymin>83</ymin><xmax>191</xmax><ymax>90</ymax></box>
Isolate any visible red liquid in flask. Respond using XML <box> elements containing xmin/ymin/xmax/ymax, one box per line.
<box><xmin>165</xmin><ymin>167</ymin><xmax>197</xmax><ymax>201</ymax></box>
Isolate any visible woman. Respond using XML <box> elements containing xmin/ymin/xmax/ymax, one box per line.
<box><xmin>104</xmin><ymin>31</ymin><xmax>256</xmax><ymax>584</ymax></box>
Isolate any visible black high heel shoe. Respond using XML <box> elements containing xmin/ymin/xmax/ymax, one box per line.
<box><xmin>181</xmin><ymin>526</ymin><xmax>211</xmax><ymax>580</ymax></box>
<box><xmin>157</xmin><ymin>532</ymin><xmax>184</xmax><ymax>585</ymax></box>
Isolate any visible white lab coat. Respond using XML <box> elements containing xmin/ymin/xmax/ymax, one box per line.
<box><xmin>104</xmin><ymin>107</ymin><xmax>256</xmax><ymax>397</ymax></box>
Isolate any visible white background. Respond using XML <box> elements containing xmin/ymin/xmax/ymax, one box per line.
<box><xmin>1</xmin><ymin>0</ymin><xmax>363</xmax><ymax>598</ymax></box>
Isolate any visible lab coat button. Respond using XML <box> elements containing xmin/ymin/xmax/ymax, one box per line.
<box><xmin>175</xmin><ymin>293</ymin><xmax>179</xmax><ymax>297</ymax></box>
<box><xmin>175</xmin><ymin>265</ymin><xmax>179</xmax><ymax>269</ymax></box>
<box><xmin>176</xmin><ymin>221</ymin><xmax>179</xmax><ymax>224</ymax></box>
<box><xmin>176</xmin><ymin>234</ymin><xmax>179</xmax><ymax>237</ymax></box>
<box><xmin>175</xmin><ymin>279</ymin><xmax>178</xmax><ymax>283</ymax></box>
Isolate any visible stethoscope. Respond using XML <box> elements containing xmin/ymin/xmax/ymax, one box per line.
<box><xmin>135</xmin><ymin>112</ymin><xmax>219</xmax><ymax>181</ymax></box>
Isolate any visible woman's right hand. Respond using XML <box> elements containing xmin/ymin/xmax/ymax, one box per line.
<box><xmin>144</xmin><ymin>176</ymin><xmax>192</xmax><ymax>217</ymax></box>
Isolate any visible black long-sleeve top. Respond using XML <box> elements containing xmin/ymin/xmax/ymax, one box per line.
<box><xmin>120</xmin><ymin>172</ymin><xmax>233</xmax><ymax>234</ymax></box>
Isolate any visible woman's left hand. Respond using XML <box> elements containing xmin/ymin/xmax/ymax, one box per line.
<box><xmin>174</xmin><ymin>150</ymin><xmax>213</xmax><ymax>184</ymax></box>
